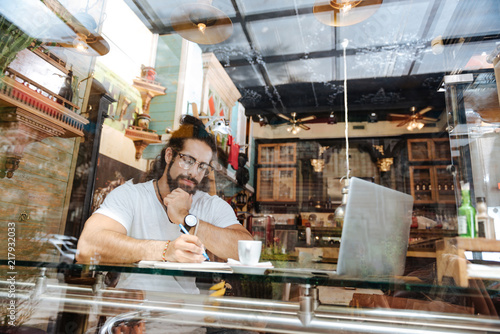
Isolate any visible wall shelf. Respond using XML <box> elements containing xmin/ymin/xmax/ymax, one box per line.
<box><xmin>0</xmin><ymin>68</ymin><xmax>88</xmax><ymax>178</ymax></box>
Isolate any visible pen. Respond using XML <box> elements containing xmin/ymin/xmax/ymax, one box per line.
<box><xmin>179</xmin><ymin>224</ymin><xmax>210</xmax><ymax>261</ymax></box>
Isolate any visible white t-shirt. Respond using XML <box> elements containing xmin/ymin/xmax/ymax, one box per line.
<box><xmin>94</xmin><ymin>179</ymin><xmax>239</xmax><ymax>293</ymax></box>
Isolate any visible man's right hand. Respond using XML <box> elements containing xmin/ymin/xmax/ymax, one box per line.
<box><xmin>165</xmin><ymin>234</ymin><xmax>206</xmax><ymax>263</ymax></box>
<box><xmin>164</xmin><ymin>188</ymin><xmax>192</xmax><ymax>225</ymax></box>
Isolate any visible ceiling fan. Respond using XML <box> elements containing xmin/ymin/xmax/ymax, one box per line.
<box><xmin>277</xmin><ymin>112</ymin><xmax>316</xmax><ymax>134</ymax></box>
<box><xmin>387</xmin><ymin>106</ymin><xmax>439</xmax><ymax>130</ymax></box>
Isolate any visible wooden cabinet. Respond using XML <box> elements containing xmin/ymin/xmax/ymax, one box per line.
<box><xmin>410</xmin><ymin>166</ymin><xmax>435</xmax><ymax>204</ymax></box>
<box><xmin>408</xmin><ymin>139</ymin><xmax>433</xmax><ymax>161</ymax></box>
<box><xmin>408</xmin><ymin>138</ymin><xmax>451</xmax><ymax>162</ymax></box>
<box><xmin>434</xmin><ymin>166</ymin><xmax>456</xmax><ymax>203</ymax></box>
<box><xmin>410</xmin><ymin>165</ymin><xmax>455</xmax><ymax>204</ymax></box>
<box><xmin>257</xmin><ymin>142</ymin><xmax>297</xmax><ymax>202</ymax></box>
<box><xmin>257</xmin><ymin>168</ymin><xmax>275</xmax><ymax>201</ymax></box>
<box><xmin>408</xmin><ymin>137</ymin><xmax>455</xmax><ymax>205</ymax></box>
<box><xmin>257</xmin><ymin>167</ymin><xmax>296</xmax><ymax>202</ymax></box>
<box><xmin>408</xmin><ymin>138</ymin><xmax>455</xmax><ymax>205</ymax></box>
<box><xmin>258</xmin><ymin>143</ymin><xmax>296</xmax><ymax>164</ymax></box>
<box><xmin>433</xmin><ymin>138</ymin><xmax>452</xmax><ymax>162</ymax></box>
<box><xmin>276</xmin><ymin>168</ymin><xmax>296</xmax><ymax>201</ymax></box>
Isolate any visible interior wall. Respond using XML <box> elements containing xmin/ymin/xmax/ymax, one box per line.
<box><xmin>99</xmin><ymin>0</ymin><xmax>155</xmax><ymax>85</ymax></box>
<box><xmin>149</xmin><ymin>34</ymin><xmax>184</xmax><ymax>133</ymax></box>
<box><xmin>99</xmin><ymin>124</ymin><xmax>149</xmax><ymax>171</ymax></box>
<box><xmin>0</xmin><ymin>137</ymin><xmax>78</xmax><ymax>260</ymax></box>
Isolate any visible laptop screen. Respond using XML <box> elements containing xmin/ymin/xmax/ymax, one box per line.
<box><xmin>336</xmin><ymin>177</ymin><xmax>414</xmax><ymax>277</ymax></box>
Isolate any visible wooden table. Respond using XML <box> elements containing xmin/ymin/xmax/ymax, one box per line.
<box><xmin>436</xmin><ymin>237</ymin><xmax>500</xmax><ymax>287</ymax></box>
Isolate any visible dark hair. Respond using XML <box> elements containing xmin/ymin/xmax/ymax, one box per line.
<box><xmin>143</xmin><ymin>115</ymin><xmax>217</xmax><ymax>183</ymax></box>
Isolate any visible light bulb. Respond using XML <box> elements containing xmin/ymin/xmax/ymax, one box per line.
<box><xmin>73</xmin><ymin>33</ymin><xmax>88</xmax><ymax>52</ymax></box>
<box><xmin>417</xmin><ymin>122</ymin><xmax>425</xmax><ymax>129</ymax></box>
<box><xmin>287</xmin><ymin>126</ymin><xmax>292</xmax><ymax>132</ymax></box>
<box><xmin>197</xmin><ymin>23</ymin><xmax>207</xmax><ymax>34</ymax></box>
<box><xmin>341</xmin><ymin>3</ymin><xmax>352</xmax><ymax>13</ymax></box>
<box><xmin>407</xmin><ymin>124</ymin><xmax>413</xmax><ymax>131</ymax></box>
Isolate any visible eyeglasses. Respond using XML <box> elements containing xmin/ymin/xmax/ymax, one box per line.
<box><xmin>177</xmin><ymin>153</ymin><xmax>214</xmax><ymax>176</ymax></box>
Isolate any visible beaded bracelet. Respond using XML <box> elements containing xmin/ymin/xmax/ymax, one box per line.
<box><xmin>162</xmin><ymin>241</ymin><xmax>170</xmax><ymax>262</ymax></box>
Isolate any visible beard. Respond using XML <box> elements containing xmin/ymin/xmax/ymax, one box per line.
<box><xmin>166</xmin><ymin>161</ymin><xmax>200</xmax><ymax>195</ymax></box>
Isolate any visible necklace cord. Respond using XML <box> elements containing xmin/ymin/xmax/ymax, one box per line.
<box><xmin>156</xmin><ymin>179</ymin><xmax>172</xmax><ymax>222</ymax></box>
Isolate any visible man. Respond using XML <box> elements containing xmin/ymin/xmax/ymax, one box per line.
<box><xmin>77</xmin><ymin>115</ymin><xmax>253</xmax><ymax>292</ymax></box>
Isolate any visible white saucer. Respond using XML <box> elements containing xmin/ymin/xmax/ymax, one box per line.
<box><xmin>230</xmin><ymin>265</ymin><xmax>271</xmax><ymax>275</ymax></box>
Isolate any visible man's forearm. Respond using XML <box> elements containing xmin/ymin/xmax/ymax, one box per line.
<box><xmin>77</xmin><ymin>229</ymin><xmax>164</xmax><ymax>264</ymax></box>
<box><xmin>196</xmin><ymin>221</ymin><xmax>253</xmax><ymax>260</ymax></box>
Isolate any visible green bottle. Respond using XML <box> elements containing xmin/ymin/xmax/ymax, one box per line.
<box><xmin>457</xmin><ymin>182</ymin><xmax>476</xmax><ymax>238</ymax></box>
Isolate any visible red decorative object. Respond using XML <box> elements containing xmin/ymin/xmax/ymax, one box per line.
<box><xmin>141</xmin><ymin>66</ymin><xmax>157</xmax><ymax>82</ymax></box>
<box><xmin>208</xmin><ymin>96</ymin><xmax>215</xmax><ymax>116</ymax></box>
<box><xmin>228</xmin><ymin>136</ymin><xmax>239</xmax><ymax>170</ymax></box>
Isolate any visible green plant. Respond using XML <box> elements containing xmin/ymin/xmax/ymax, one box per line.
<box><xmin>0</xmin><ymin>17</ymin><xmax>38</xmax><ymax>76</ymax></box>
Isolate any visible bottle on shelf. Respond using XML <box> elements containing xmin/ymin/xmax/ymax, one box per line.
<box><xmin>435</xmin><ymin>211</ymin><xmax>443</xmax><ymax>229</ymax></box>
<box><xmin>457</xmin><ymin>182</ymin><xmax>476</xmax><ymax>238</ymax></box>
<box><xmin>308</xmin><ymin>196</ymin><xmax>314</xmax><ymax>209</ymax></box>
<box><xmin>327</xmin><ymin>196</ymin><xmax>333</xmax><ymax>209</ymax></box>
<box><xmin>476</xmin><ymin>197</ymin><xmax>496</xmax><ymax>239</ymax></box>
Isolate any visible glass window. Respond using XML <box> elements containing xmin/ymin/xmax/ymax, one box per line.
<box><xmin>1</xmin><ymin>0</ymin><xmax>500</xmax><ymax>332</ymax></box>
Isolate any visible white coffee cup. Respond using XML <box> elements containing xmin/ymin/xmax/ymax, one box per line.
<box><xmin>238</xmin><ymin>240</ymin><xmax>262</xmax><ymax>265</ymax></box>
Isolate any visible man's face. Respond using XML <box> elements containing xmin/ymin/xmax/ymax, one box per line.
<box><xmin>165</xmin><ymin>139</ymin><xmax>213</xmax><ymax>194</ymax></box>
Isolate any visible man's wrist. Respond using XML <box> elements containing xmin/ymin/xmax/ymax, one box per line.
<box><xmin>170</xmin><ymin>209</ymin><xmax>189</xmax><ymax>225</ymax></box>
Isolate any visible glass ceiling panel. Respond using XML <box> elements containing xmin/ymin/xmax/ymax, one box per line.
<box><xmin>212</xmin><ymin>0</ymin><xmax>237</xmax><ymax>17</ymax></box>
<box><xmin>445</xmin><ymin>0</ymin><xmax>500</xmax><ymax>37</ymax></box>
<box><xmin>236</xmin><ymin>0</ymin><xmax>316</xmax><ymax>16</ymax></box>
<box><xmin>122</xmin><ymin>0</ymin><xmax>170</xmax><ymax>29</ymax></box>
<box><xmin>415</xmin><ymin>41</ymin><xmax>496</xmax><ymax>76</ymax></box>
<box><xmin>423</xmin><ymin>0</ymin><xmax>460</xmax><ymax>40</ymax></box>
<box><xmin>201</xmin><ymin>24</ymin><xmax>253</xmax><ymax>65</ymax></box>
<box><xmin>226</xmin><ymin>64</ymin><xmax>266</xmax><ymax>88</ymax></box>
<box><xmin>250</xmin><ymin>14</ymin><xmax>336</xmax><ymax>57</ymax></box>
<box><xmin>124</xmin><ymin>0</ymin><xmax>152</xmax><ymax>30</ymax></box>
<box><xmin>337</xmin><ymin>0</ymin><xmax>431</xmax><ymax>49</ymax></box>
<box><xmin>340</xmin><ymin>51</ymin><xmax>418</xmax><ymax>81</ymax></box>
<box><xmin>416</xmin><ymin>51</ymin><xmax>447</xmax><ymax>76</ymax></box>
<box><xmin>266</xmin><ymin>57</ymin><xmax>335</xmax><ymax>86</ymax></box>
<box><xmin>123</xmin><ymin>0</ymin><xmax>236</xmax><ymax>31</ymax></box>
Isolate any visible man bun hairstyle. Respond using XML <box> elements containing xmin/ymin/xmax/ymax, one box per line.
<box><xmin>144</xmin><ymin>115</ymin><xmax>217</xmax><ymax>182</ymax></box>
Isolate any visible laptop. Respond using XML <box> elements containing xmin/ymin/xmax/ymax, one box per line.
<box><xmin>336</xmin><ymin>177</ymin><xmax>414</xmax><ymax>277</ymax></box>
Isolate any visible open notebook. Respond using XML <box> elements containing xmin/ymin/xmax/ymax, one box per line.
<box><xmin>139</xmin><ymin>260</ymin><xmax>231</xmax><ymax>272</ymax></box>
<box><xmin>335</xmin><ymin>177</ymin><xmax>414</xmax><ymax>277</ymax></box>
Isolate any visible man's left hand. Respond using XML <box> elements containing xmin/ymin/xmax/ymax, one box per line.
<box><xmin>164</xmin><ymin>188</ymin><xmax>192</xmax><ymax>225</ymax></box>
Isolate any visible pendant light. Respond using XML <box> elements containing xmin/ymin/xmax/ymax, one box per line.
<box><xmin>170</xmin><ymin>0</ymin><xmax>233</xmax><ymax>45</ymax></box>
<box><xmin>313</xmin><ymin>0</ymin><xmax>383</xmax><ymax>27</ymax></box>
